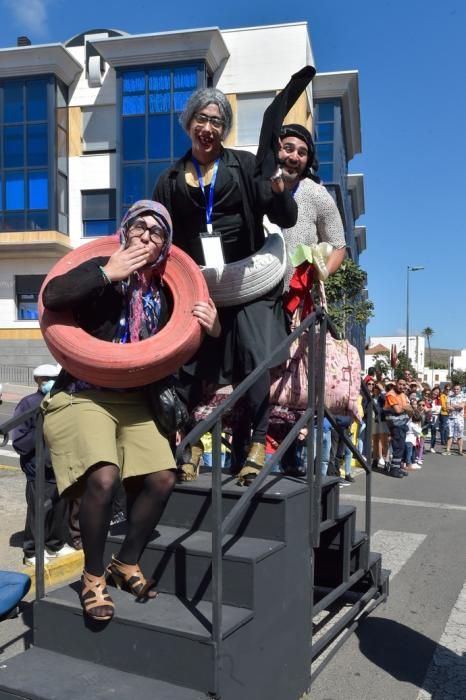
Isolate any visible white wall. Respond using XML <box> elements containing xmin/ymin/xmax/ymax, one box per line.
<box><xmin>368</xmin><ymin>335</ymin><xmax>425</xmax><ymax>373</ymax></box>
<box><xmin>0</xmin><ymin>258</ymin><xmax>58</xmax><ymax>328</ymax></box>
<box><xmin>68</xmin><ymin>153</ymin><xmax>116</xmax><ymax>247</ymax></box>
<box><xmin>452</xmin><ymin>349</ymin><xmax>466</xmax><ymax>371</ymax></box>
<box><xmin>219</xmin><ymin>23</ymin><xmax>314</xmax><ymax>100</ymax></box>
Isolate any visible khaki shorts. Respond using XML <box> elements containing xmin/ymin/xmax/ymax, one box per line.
<box><xmin>42</xmin><ymin>390</ymin><xmax>175</xmax><ymax>496</ymax></box>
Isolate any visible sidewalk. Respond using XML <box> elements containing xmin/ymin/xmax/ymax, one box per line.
<box><xmin>0</xmin><ymin>466</ymin><xmax>83</xmax><ymax>594</ymax></box>
<box><xmin>1</xmin><ymin>382</ymin><xmax>34</xmax><ymax>404</ymax></box>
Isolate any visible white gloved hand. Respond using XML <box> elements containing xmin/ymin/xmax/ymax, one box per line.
<box><xmin>311</xmin><ymin>242</ymin><xmax>332</xmax><ymax>281</ymax></box>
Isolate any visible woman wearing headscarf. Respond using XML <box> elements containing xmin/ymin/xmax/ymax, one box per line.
<box><xmin>41</xmin><ymin>200</ymin><xmax>219</xmax><ymax>623</ymax></box>
<box><xmin>153</xmin><ymin>87</ymin><xmax>299</xmax><ymax>486</ymax></box>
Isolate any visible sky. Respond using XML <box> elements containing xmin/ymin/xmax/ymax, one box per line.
<box><xmin>1</xmin><ymin>0</ymin><xmax>465</xmax><ymax>349</ymax></box>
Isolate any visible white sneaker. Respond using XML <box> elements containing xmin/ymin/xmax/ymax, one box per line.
<box><xmin>23</xmin><ymin>552</ymin><xmax>51</xmax><ymax>566</ymax></box>
<box><xmin>377</xmin><ymin>458</ymin><xmax>386</xmax><ymax>467</ymax></box>
<box><xmin>430</xmin><ymin>448</ymin><xmax>436</xmax><ymax>454</ymax></box>
<box><xmin>46</xmin><ymin>544</ymin><xmax>76</xmax><ymax>558</ymax></box>
<box><xmin>410</xmin><ymin>463</ymin><xmax>422</xmax><ymax>470</ymax></box>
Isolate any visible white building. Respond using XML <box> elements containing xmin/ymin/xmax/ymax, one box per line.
<box><xmin>451</xmin><ymin>349</ymin><xmax>466</xmax><ymax>372</ymax></box>
<box><xmin>367</xmin><ymin>335</ymin><xmax>425</xmax><ymax>375</ymax></box>
<box><xmin>0</xmin><ymin>22</ymin><xmax>366</xmax><ymax>380</ymax></box>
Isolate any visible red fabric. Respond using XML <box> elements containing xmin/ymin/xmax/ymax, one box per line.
<box><xmin>284</xmin><ymin>262</ymin><xmax>316</xmax><ymax>318</ymax></box>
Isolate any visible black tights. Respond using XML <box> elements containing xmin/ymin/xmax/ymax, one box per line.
<box><xmin>79</xmin><ymin>463</ymin><xmax>176</xmax><ymax>576</ymax></box>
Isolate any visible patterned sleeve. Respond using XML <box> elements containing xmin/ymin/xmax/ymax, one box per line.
<box><xmin>315</xmin><ymin>185</ymin><xmax>346</xmax><ymax>249</ymax></box>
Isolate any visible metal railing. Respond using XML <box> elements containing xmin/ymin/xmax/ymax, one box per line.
<box><xmin>0</xmin><ymin>366</ymin><xmax>36</xmax><ymax>386</ymax></box>
<box><xmin>0</xmin><ymin>306</ymin><xmax>373</xmax><ymax>700</ymax></box>
<box><xmin>175</xmin><ymin>306</ymin><xmax>373</xmax><ymax>697</ymax></box>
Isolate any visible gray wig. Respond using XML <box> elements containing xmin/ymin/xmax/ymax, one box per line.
<box><xmin>180</xmin><ymin>87</ymin><xmax>233</xmax><ymax>140</ymax></box>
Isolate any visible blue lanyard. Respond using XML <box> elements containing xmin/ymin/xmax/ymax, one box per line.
<box><xmin>192</xmin><ymin>157</ymin><xmax>219</xmax><ymax>233</ymax></box>
<box><xmin>291</xmin><ymin>182</ymin><xmax>300</xmax><ymax>198</ymax></box>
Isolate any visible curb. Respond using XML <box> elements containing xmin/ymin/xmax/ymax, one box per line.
<box><xmin>21</xmin><ymin>551</ymin><xmax>84</xmax><ymax>593</ymax></box>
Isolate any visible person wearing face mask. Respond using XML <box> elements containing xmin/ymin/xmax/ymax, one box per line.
<box><xmin>12</xmin><ymin>364</ymin><xmax>74</xmax><ymax>566</ymax></box>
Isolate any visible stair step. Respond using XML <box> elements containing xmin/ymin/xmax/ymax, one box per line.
<box><xmin>320</xmin><ymin>476</ymin><xmax>340</xmax><ymax>522</ymax></box>
<box><xmin>34</xmin><ymin>584</ymin><xmax>252</xmax><ymax>691</ymax></box>
<box><xmin>161</xmin><ymin>473</ymin><xmax>308</xmax><ymax>541</ymax></box>
<box><xmin>0</xmin><ymin>648</ymin><xmax>205</xmax><ymax>700</ymax></box>
<box><xmin>314</xmin><ymin>508</ymin><xmax>358</xmax><ymax>587</ymax></box>
<box><xmin>319</xmin><ymin>505</ymin><xmax>356</xmax><ymax>541</ymax></box>
<box><xmin>350</xmin><ymin>531</ymin><xmax>369</xmax><ymax>574</ymax></box>
<box><xmin>106</xmin><ymin>525</ymin><xmax>284</xmax><ymax>608</ymax></box>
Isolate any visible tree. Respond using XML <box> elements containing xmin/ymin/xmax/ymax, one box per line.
<box><xmin>451</xmin><ymin>369</ymin><xmax>466</xmax><ymax>387</ymax></box>
<box><xmin>372</xmin><ymin>351</ymin><xmax>390</xmax><ymax>378</ymax></box>
<box><xmin>324</xmin><ymin>259</ymin><xmax>374</xmax><ymax>338</ymax></box>
<box><xmin>423</xmin><ymin>327</ymin><xmax>434</xmax><ymax>368</ymax></box>
<box><xmin>393</xmin><ymin>349</ymin><xmax>417</xmax><ymax>379</ymax></box>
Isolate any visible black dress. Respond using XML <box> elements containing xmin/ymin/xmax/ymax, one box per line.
<box><xmin>153</xmin><ymin>148</ymin><xmax>297</xmax><ymax>388</ymax></box>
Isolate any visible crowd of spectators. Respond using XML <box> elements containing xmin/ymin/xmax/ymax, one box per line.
<box><xmin>362</xmin><ymin>369</ymin><xmax>465</xmax><ymax>478</ymax></box>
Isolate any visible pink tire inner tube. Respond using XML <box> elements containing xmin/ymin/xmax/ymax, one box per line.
<box><xmin>38</xmin><ymin>235</ymin><xmax>209</xmax><ymax>388</ymax></box>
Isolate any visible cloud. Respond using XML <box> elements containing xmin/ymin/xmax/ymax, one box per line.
<box><xmin>3</xmin><ymin>0</ymin><xmax>51</xmax><ymax>38</ymax></box>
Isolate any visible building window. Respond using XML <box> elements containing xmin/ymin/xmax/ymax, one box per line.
<box><xmin>236</xmin><ymin>92</ymin><xmax>275</xmax><ymax>146</ymax></box>
<box><xmin>0</xmin><ymin>79</ymin><xmax>50</xmax><ymax>231</ymax></box>
<box><xmin>82</xmin><ymin>105</ymin><xmax>116</xmax><ymax>152</ymax></box>
<box><xmin>120</xmin><ymin>63</ymin><xmax>205</xmax><ymax>215</ymax></box>
<box><xmin>56</xmin><ymin>80</ymin><xmax>69</xmax><ymax>234</ymax></box>
<box><xmin>0</xmin><ymin>77</ymin><xmax>69</xmax><ymax>233</ymax></box>
<box><xmin>16</xmin><ymin>274</ymin><xmax>45</xmax><ymax>320</ymax></box>
<box><xmin>315</xmin><ymin>100</ymin><xmax>336</xmax><ymax>183</ymax></box>
<box><xmin>82</xmin><ymin>189</ymin><xmax>116</xmax><ymax>236</ymax></box>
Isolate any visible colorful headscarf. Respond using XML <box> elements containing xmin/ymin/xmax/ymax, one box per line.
<box><xmin>116</xmin><ymin>200</ymin><xmax>173</xmax><ymax>344</ymax></box>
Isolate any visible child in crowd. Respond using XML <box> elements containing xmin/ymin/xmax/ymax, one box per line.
<box><xmin>404</xmin><ymin>414</ymin><xmax>423</xmax><ymax>471</ymax></box>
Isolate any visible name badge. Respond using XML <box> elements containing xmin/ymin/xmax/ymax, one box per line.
<box><xmin>200</xmin><ymin>230</ymin><xmax>224</xmax><ymax>268</ymax></box>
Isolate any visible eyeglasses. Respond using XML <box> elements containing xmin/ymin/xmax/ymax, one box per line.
<box><xmin>193</xmin><ymin>112</ymin><xmax>225</xmax><ymax>130</ymax></box>
<box><xmin>367</xmin><ymin>382</ymin><xmax>375</xmax><ymax>386</ymax></box>
<box><xmin>129</xmin><ymin>220</ymin><xmax>165</xmax><ymax>244</ymax></box>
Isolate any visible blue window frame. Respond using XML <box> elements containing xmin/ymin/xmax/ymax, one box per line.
<box><xmin>119</xmin><ymin>63</ymin><xmax>205</xmax><ymax>214</ymax></box>
<box><xmin>315</xmin><ymin>100</ymin><xmax>336</xmax><ymax>184</ymax></box>
<box><xmin>82</xmin><ymin>189</ymin><xmax>116</xmax><ymax>237</ymax></box>
<box><xmin>0</xmin><ymin>77</ymin><xmax>68</xmax><ymax>233</ymax></box>
<box><xmin>16</xmin><ymin>274</ymin><xmax>45</xmax><ymax>320</ymax></box>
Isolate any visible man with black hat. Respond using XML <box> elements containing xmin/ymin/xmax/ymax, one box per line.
<box><xmin>12</xmin><ymin>364</ymin><xmax>74</xmax><ymax>565</ymax></box>
<box><xmin>277</xmin><ymin>125</ymin><xmax>347</xmax><ymax>476</ymax></box>
<box><xmin>278</xmin><ymin>123</ymin><xmax>346</xmax><ymax>288</ymax></box>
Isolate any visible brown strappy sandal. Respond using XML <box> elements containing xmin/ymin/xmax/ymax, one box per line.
<box><xmin>106</xmin><ymin>555</ymin><xmax>158</xmax><ymax>600</ymax></box>
<box><xmin>237</xmin><ymin>442</ymin><xmax>266</xmax><ymax>487</ymax></box>
<box><xmin>80</xmin><ymin>570</ymin><xmax>115</xmax><ymax>622</ymax></box>
<box><xmin>177</xmin><ymin>442</ymin><xmax>204</xmax><ymax>482</ymax></box>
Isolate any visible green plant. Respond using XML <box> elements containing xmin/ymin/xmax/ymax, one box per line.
<box><xmin>394</xmin><ymin>350</ymin><xmax>417</xmax><ymax>379</ymax></box>
<box><xmin>324</xmin><ymin>259</ymin><xmax>374</xmax><ymax>337</ymax></box>
<box><xmin>373</xmin><ymin>351</ymin><xmax>390</xmax><ymax>377</ymax></box>
<box><xmin>451</xmin><ymin>369</ymin><xmax>466</xmax><ymax>386</ymax></box>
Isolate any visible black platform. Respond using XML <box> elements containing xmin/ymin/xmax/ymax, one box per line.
<box><xmin>0</xmin><ymin>472</ymin><xmax>388</xmax><ymax>699</ymax></box>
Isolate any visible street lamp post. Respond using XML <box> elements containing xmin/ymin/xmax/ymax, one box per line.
<box><xmin>406</xmin><ymin>265</ymin><xmax>425</xmax><ymax>372</ymax></box>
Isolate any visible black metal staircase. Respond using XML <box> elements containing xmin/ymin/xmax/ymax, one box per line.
<box><xmin>0</xmin><ymin>308</ymin><xmax>389</xmax><ymax>700</ymax></box>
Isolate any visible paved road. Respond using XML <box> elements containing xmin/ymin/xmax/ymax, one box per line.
<box><xmin>311</xmin><ymin>447</ymin><xmax>466</xmax><ymax>700</ymax></box>
<box><xmin>1</xmin><ymin>400</ymin><xmax>465</xmax><ymax>698</ymax></box>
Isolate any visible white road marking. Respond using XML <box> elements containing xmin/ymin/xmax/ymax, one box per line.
<box><xmin>417</xmin><ymin>579</ymin><xmax>466</xmax><ymax>699</ymax></box>
<box><xmin>341</xmin><ymin>493</ymin><xmax>466</xmax><ymax>513</ymax></box>
<box><xmin>370</xmin><ymin>530</ymin><xmax>426</xmax><ymax>577</ymax></box>
<box><xmin>0</xmin><ymin>448</ymin><xmax>18</xmax><ymax>459</ymax></box>
<box><xmin>311</xmin><ymin>530</ymin><xmax>426</xmax><ymax>679</ymax></box>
